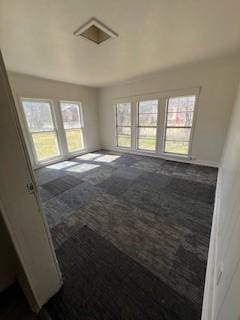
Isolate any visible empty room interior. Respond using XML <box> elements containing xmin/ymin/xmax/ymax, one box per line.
<box><xmin>0</xmin><ymin>1</ymin><xmax>240</xmax><ymax>319</ymax></box>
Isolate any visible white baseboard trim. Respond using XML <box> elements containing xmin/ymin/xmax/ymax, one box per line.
<box><xmin>105</xmin><ymin>147</ymin><xmax>219</xmax><ymax>168</ymax></box>
<box><xmin>32</xmin><ymin>147</ymin><xmax>219</xmax><ymax>170</ymax></box>
<box><xmin>32</xmin><ymin>147</ymin><xmax>100</xmax><ymax>170</ymax></box>
<box><xmin>192</xmin><ymin>159</ymin><xmax>219</xmax><ymax>168</ymax></box>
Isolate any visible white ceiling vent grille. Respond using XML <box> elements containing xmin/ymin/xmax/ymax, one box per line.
<box><xmin>74</xmin><ymin>18</ymin><xmax>118</xmax><ymax>45</ymax></box>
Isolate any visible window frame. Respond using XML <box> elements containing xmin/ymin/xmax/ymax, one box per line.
<box><xmin>162</xmin><ymin>95</ymin><xmax>197</xmax><ymax>157</ymax></box>
<box><xmin>113</xmin><ymin>87</ymin><xmax>200</xmax><ymax>160</ymax></box>
<box><xmin>19</xmin><ymin>97</ymin><xmax>87</xmax><ymax>168</ymax></box>
<box><xmin>115</xmin><ymin>102</ymin><xmax>132</xmax><ymax>149</ymax></box>
<box><xmin>20</xmin><ymin>97</ymin><xmax>63</xmax><ymax>166</ymax></box>
<box><xmin>136</xmin><ymin>99</ymin><xmax>159</xmax><ymax>153</ymax></box>
<box><xmin>59</xmin><ymin>100</ymin><xmax>86</xmax><ymax>156</ymax></box>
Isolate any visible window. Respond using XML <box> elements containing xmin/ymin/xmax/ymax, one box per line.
<box><xmin>21</xmin><ymin>98</ymin><xmax>86</xmax><ymax>166</ymax></box>
<box><xmin>21</xmin><ymin>99</ymin><xmax>60</xmax><ymax>162</ymax></box>
<box><xmin>115</xmin><ymin>91</ymin><xmax>198</xmax><ymax>158</ymax></box>
<box><xmin>137</xmin><ymin>100</ymin><xmax>158</xmax><ymax>151</ymax></box>
<box><xmin>164</xmin><ymin>95</ymin><xmax>196</xmax><ymax>155</ymax></box>
<box><xmin>60</xmin><ymin>102</ymin><xmax>85</xmax><ymax>153</ymax></box>
<box><xmin>116</xmin><ymin>103</ymin><xmax>131</xmax><ymax>148</ymax></box>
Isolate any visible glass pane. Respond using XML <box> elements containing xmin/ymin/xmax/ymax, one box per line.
<box><xmin>117</xmin><ymin>126</ymin><xmax>131</xmax><ymax>136</ymax></box>
<box><xmin>138</xmin><ymin>139</ymin><xmax>156</xmax><ymax>151</ymax></box>
<box><xmin>139</xmin><ymin>100</ymin><xmax>158</xmax><ymax>114</ymax></box>
<box><xmin>165</xmin><ymin>141</ymin><xmax>189</xmax><ymax>155</ymax></box>
<box><xmin>138</xmin><ymin>127</ymin><xmax>156</xmax><ymax>139</ymax></box>
<box><xmin>167</xmin><ymin>111</ymin><xmax>193</xmax><ymax>127</ymax></box>
<box><xmin>66</xmin><ymin>129</ymin><xmax>84</xmax><ymax>153</ymax></box>
<box><xmin>32</xmin><ymin>132</ymin><xmax>59</xmax><ymax>161</ymax></box>
<box><xmin>118</xmin><ymin>136</ymin><xmax>131</xmax><ymax>148</ymax></box>
<box><xmin>165</xmin><ymin>128</ymin><xmax>191</xmax><ymax>142</ymax></box>
<box><xmin>139</xmin><ymin>114</ymin><xmax>158</xmax><ymax>126</ymax></box>
<box><xmin>168</xmin><ymin>96</ymin><xmax>196</xmax><ymax>113</ymax></box>
<box><xmin>22</xmin><ymin>100</ymin><xmax>54</xmax><ymax>132</ymax></box>
<box><xmin>116</xmin><ymin>103</ymin><xmax>131</xmax><ymax>126</ymax></box>
<box><xmin>61</xmin><ymin>103</ymin><xmax>81</xmax><ymax>129</ymax></box>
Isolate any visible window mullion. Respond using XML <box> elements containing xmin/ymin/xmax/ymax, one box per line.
<box><xmin>166</xmin><ymin>126</ymin><xmax>192</xmax><ymax>129</ymax></box>
<box><xmin>54</xmin><ymin>100</ymin><xmax>68</xmax><ymax>157</ymax></box>
<box><xmin>115</xmin><ymin>102</ymin><xmax>132</xmax><ymax>149</ymax></box>
<box><xmin>157</xmin><ymin>98</ymin><xmax>167</xmax><ymax>154</ymax></box>
<box><xmin>131</xmin><ymin>101</ymin><xmax>137</xmax><ymax>150</ymax></box>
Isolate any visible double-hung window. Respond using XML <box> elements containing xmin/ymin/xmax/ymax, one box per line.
<box><xmin>21</xmin><ymin>98</ymin><xmax>86</xmax><ymax>166</ymax></box>
<box><xmin>21</xmin><ymin>99</ymin><xmax>60</xmax><ymax>163</ymax></box>
<box><xmin>137</xmin><ymin>100</ymin><xmax>158</xmax><ymax>151</ymax></box>
<box><xmin>116</xmin><ymin>103</ymin><xmax>132</xmax><ymax>148</ymax></box>
<box><xmin>163</xmin><ymin>95</ymin><xmax>196</xmax><ymax>155</ymax></box>
<box><xmin>115</xmin><ymin>92</ymin><xmax>197</xmax><ymax>158</ymax></box>
<box><xmin>60</xmin><ymin>102</ymin><xmax>85</xmax><ymax>153</ymax></box>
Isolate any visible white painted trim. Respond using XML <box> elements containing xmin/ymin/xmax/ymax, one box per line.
<box><xmin>188</xmin><ymin>93</ymin><xmax>200</xmax><ymax>157</ymax></box>
<box><xmin>114</xmin><ymin>102</ymin><xmax>132</xmax><ymax>150</ymax></box>
<box><xmin>113</xmin><ymin>88</ymin><xmax>202</xmax><ymax>163</ymax></box>
<box><xmin>201</xmin><ymin>167</ymin><xmax>222</xmax><ymax>319</ymax></box>
<box><xmin>59</xmin><ymin>100</ymin><xmax>87</xmax><ymax>155</ymax></box>
<box><xmin>191</xmin><ymin>159</ymin><xmax>219</xmax><ymax>168</ymax></box>
<box><xmin>131</xmin><ymin>101</ymin><xmax>137</xmax><ymax>150</ymax></box>
<box><xmin>107</xmin><ymin>147</ymin><xmax>219</xmax><ymax>168</ymax></box>
<box><xmin>17</xmin><ymin>97</ymin><xmax>88</xmax><ymax>169</ymax></box>
<box><xmin>32</xmin><ymin>148</ymin><xmax>88</xmax><ymax>170</ymax></box>
<box><xmin>73</xmin><ymin>18</ymin><xmax>118</xmax><ymax>46</ymax></box>
<box><xmin>74</xmin><ymin>17</ymin><xmax>118</xmax><ymax>39</ymax></box>
<box><xmin>135</xmin><ymin>99</ymin><xmax>159</xmax><ymax>152</ymax></box>
<box><xmin>35</xmin><ymin>145</ymin><xmax>218</xmax><ymax>168</ymax></box>
<box><xmin>112</xmin><ymin>87</ymin><xmax>201</xmax><ymax>104</ymax></box>
<box><xmin>162</xmin><ymin>94</ymin><xmax>199</xmax><ymax>159</ymax></box>
<box><xmin>0</xmin><ymin>51</ymin><xmax>62</xmax><ymax>311</ymax></box>
<box><xmin>157</xmin><ymin>98</ymin><xmax>165</xmax><ymax>153</ymax></box>
<box><xmin>19</xmin><ymin>97</ymin><xmax>63</xmax><ymax>167</ymax></box>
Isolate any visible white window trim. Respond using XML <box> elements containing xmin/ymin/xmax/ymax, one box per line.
<box><xmin>114</xmin><ymin>102</ymin><xmax>133</xmax><ymax>150</ymax></box>
<box><xmin>162</xmin><ymin>96</ymin><xmax>197</xmax><ymax>158</ymax></box>
<box><xmin>18</xmin><ymin>97</ymin><xmax>88</xmax><ymax>169</ymax></box>
<box><xmin>113</xmin><ymin>87</ymin><xmax>201</xmax><ymax>160</ymax></box>
<box><xmin>59</xmin><ymin>100</ymin><xmax>87</xmax><ymax>156</ymax></box>
<box><xmin>20</xmin><ymin>98</ymin><xmax>63</xmax><ymax>167</ymax></box>
<box><xmin>113</xmin><ymin>87</ymin><xmax>200</xmax><ymax>104</ymax></box>
<box><xmin>136</xmin><ymin>99</ymin><xmax>159</xmax><ymax>153</ymax></box>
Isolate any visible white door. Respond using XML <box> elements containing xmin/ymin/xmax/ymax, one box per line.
<box><xmin>0</xmin><ymin>51</ymin><xmax>62</xmax><ymax>311</ymax></box>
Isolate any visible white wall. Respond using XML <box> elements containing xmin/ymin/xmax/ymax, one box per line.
<box><xmin>0</xmin><ymin>213</ymin><xmax>17</xmax><ymax>293</ymax></box>
<box><xmin>202</xmin><ymin>82</ymin><xmax>240</xmax><ymax>320</ymax></box>
<box><xmin>99</xmin><ymin>55</ymin><xmax>240</xmax><ymax>166</ymax></box>
<box><xmin>8</xmin><ymin>72</ymin><xmax>100</xmax><ymax>166</ymax></box>
<box><xmin>7</xmin><ymin>56</ymin><xmax>240</xmax><ymax>167</ymax></box>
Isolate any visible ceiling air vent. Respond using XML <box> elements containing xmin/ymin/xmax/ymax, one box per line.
<box><xmin>74</xmin><ymin>18</ymin><xmax>118</xmax><ymax>45</ymax></box>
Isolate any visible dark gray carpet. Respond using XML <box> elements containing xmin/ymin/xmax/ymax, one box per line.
<box><xmin>46</xmin><ymin>225</ymin><xmax>200</xmax><ymax>320</ymax></box>
<box><xmin>35</xmin><ymin>150</ymin><xmax>217</xmax><ymax>318</ymax></box>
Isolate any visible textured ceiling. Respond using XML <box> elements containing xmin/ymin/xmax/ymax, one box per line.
<box><xmin>1</xmin><ymin>0</ymin><xmax>240</xmax><ymax>87</ymax></box>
